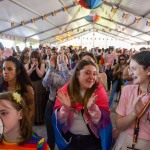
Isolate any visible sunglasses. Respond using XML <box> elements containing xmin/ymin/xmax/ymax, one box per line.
<box><xmin>119</xmin><ymin>58</ymin><xmax>125</xmax><ymax>61</ymax></box>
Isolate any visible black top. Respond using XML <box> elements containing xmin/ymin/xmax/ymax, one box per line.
<box><xmin>29</xmin><ymin>63</ymin><xmax>43</xmax><ymax>81</ymax></box>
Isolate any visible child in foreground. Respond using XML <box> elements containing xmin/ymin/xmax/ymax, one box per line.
<box><xmin>0</xmin><ymin>91</ymin><xmax>50</xmax><ymax>150</ymax></box>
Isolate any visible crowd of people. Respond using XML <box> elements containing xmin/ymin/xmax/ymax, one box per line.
<box><xmin>0</xmin><ymin>41</ymin><xmax>149</xmax><ymax>150</ymax></box>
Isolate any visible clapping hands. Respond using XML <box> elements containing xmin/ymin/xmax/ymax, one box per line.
<box><xmin>87</xmin><ymin>93</ymin><xmax>97</xmax><ymax>109</ymax></box>
<box><xmin>132</xmin><ymin>93</ymin><xmax>146</xmax><ymax>116</ymax></box>
<box><xmin>57</xmin><ymin>89</ymin><xmax>71</xmax><ymax>108</ymax></box>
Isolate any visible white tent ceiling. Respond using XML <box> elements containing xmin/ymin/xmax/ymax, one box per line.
<box><xmin>0</xmin><ymin>0</ymin><xmax>150</xmax><ymax>45</ymax></box>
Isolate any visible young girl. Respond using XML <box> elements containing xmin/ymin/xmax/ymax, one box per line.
<box><xmin>0</xmin><ymin>92</ymin><xmax>50</xmax><ymax>149</ymax></box>
<box><xmin>113</xmin><ymin>51</ymin><xmax>150</xmax><ymax>150</ymax></box>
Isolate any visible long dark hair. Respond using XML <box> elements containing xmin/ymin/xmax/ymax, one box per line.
<box><xmin>19</xmin><ymin>48</ymin><xmax>29</xmax><ymax>65</ymax></box>
<box><xmin>3</xmin><ymin>56</ymin><xmax>32</xmax><ymax>94</ymax></box>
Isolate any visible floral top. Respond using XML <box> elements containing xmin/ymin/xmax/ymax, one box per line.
<box><xmin>42</xmin><ymin>61</ymin><xmax>72</xmax><ymax>101</ymax></box>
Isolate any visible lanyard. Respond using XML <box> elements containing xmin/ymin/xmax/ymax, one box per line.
<box><xmin>129</xmin><ymin>87</ymin><xmax>150</xmax><ymax>149</ymax></box>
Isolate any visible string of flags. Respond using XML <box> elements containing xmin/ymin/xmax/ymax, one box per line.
<box><xmin>0</xmin><ymin>34</ymin><xmax>39</xmax><ymax>43</ymax></box>
<box><xmin>146</xmin><ymin>20</ymin><xmax>150</xmax><ymax>26</ymax></box>
<box><xmin>122</xmin><ymin>12</ymin><xmax>128</xmax><ymax>19</ymax></box>
<box><xmin>111</xmin><ymin>5</ymin><xmax>117</xmax><ymax>13</ymax></box>
<box><xmin>10</xmin><ymin>1</ymin><xmax>79</xmax><ymax>28</ymax></box>
<box><xmin>134</xmin><ymin>17</ymin><xmax>141</xmax><ymax>24</ymax></box>
<box><xmin>10</xmin><ymin>1</ymin><xmax>150</xmax><ymax>30</ymax></box>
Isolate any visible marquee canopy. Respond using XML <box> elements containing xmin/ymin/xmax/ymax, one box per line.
<box><xmin>0</xmin><ymin>0</ymin><xmax>150</xmax><ymax>45</ymax></box>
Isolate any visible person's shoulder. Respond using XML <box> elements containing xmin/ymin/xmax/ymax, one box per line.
<box><xmin>27</xmin><ymin>133</ymin><xmax>45</xmax><ymax>144</ymax></box>
<box><xmin>95</xmin><ymin>82</ymin><xmax>106</xmax><ymax>93</ymax></box>
<box><xmin>61</xmin><ymin>82</ymin><xmax>69</xmax><ymax>92</ymax></box>
<box><xmin>122</xmin><ymin>84</ymin><xmax>138</xmax><ymax>93</ymax></box>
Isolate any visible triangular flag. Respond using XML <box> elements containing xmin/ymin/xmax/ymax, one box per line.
<box><xmin>122</xmin><ymin>12</ymin><xmax>128</xmax><ymax>19</ymax></box>
<box><xmin>111</xmin><ymin>5</ymin><xmax>117</xmax><ymax>13</ymax></box>
<box><xmin>62</xmin><ymin>6</ymin><xmax>68</xmax><ymax>11</ymax></box>
<box><xmin>21</xmin><ymin>21</ymin><xmax>25</xmax><ymax>26</ymax></box>
<box><xmin>73</xmin><ymin>1</ymin><xmax>79</xmax><ymax>6</ymax></box>
<box><xmin>134</xmin><ymin>17</ymin><xmax>141</xmax><ymax>24</ymax></box>
<box><xmin>146</xmin><ymin>20</ymin><xmax>150</xmax><ymax>26</ymax></box>
<box><xmin>31</xmin><ymin>18</ymin><xmax>35</xmax><ymax>23</ymax></box>
<box><xmin>41</xmin><ymin>15</ymin><xmax>46</xmax><ymax>20</ymax></box>
<box><xmin>52</xmin><ymin>11</ymin><xmax>57</xmax><ymax>16</ymax></box>
<box><xmin>11</xmin><ymin>22</ymin><xmax>14</xmax><ymax>27</ymax></box>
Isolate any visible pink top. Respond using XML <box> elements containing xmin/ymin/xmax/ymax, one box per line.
<box><xmin>116</xmin><ymin>85</ymin><xmax>150</xmax><ymax>140</ymax></box>
<box><xmin>105</xmin><ymin>54</ymin><xmax>116</xmax><ymax>70</ymax></box>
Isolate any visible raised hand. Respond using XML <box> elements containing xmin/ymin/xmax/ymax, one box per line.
<box><xmin>132</xmin><ymin>93</ymin><xmax>146</xmax><ymax>116</ymax></box>
<box><xmin>87</xmin><ymin>93</ymin><xmax>97</xmax><ymax>109</ymax></box>
<box><xmin>57</xmin><ymin>89</ymin><xmax>71</xmax><ymax>108</ymax></box>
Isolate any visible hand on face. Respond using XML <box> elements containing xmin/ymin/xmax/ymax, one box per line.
<box><xmin>57</xmin><ymin>89</ymin><xmax>71</xmax><ymax>108</ymax></box>
<box><xmin>87</xmin><ymin>93</ymin><xmax>97</xmax><ymax>109</ymax></box>
<box><xmin>31</xmin><ymin>63</ymin><xmax>35</xmax><ymax>70</ymax></box>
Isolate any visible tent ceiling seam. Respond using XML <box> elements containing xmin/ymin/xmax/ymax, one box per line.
<box><xmin>40</xmin><ymin>23</ymin><xmax>91</xmax><ymax>41</ymax></box>
<box><xmin>9</xmin><ymin>0</ymin><xmax>57</xmax><ymax>27</ymax></box>
<box><xmin>0</xmin><ymin>2</ymin><xmax>77</xmax><ymax>34</ymax></box>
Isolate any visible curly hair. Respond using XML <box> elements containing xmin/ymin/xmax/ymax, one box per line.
<box><xmin>4</xmin><ymin>56</ymin><xmax>32</xmax><ymax>94</ymax></box>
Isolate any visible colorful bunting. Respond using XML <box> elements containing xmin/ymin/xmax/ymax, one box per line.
<box><xmin>146</xmin><ymin>20</ymin><xmax>150</xmax><ymax>26</ymax></box>
<box><xmin>21</xmin><ymin>21</ymin><xmax>25</xmax><ymax>26</ymax></box>
<box><xmin>31</xmin><ymin>18</ymin><xmax>35</xmax><ymax>23</ymax></box>
<box><xmin>73</xmin><ymin>1</ymin><xmax>79</xmax><ymax>6</ymax></box>
<box><xmin>51</xmin><ymin>11</ymin><xmax>57</xmax><ymax>16</ymax></box>
<box><xmin>11</xmin><ymin>22</ymin><xmax>14</xmax><ymax>27</ymax></box>
<box><xmin>111</xmin><ymin>5</ymin><xmax>117</xmax><ymax>13</ymax></box>
<box><xmin>122</xmin><ymin>12</ymin><xmax>128</xmax><ymax>19</ymax></box>
<box><xmin>62</xmin><ymin>6</ymin><xmax>68</xmax><ymax>11</ymax></box>
<box><xmin>41</xmin><ymin>15</ymin><xmax>46</xmax><ymax>20</ymax></box>
<box><xmin>134</xmin><ymin>17</ymin><xmax>141</xmax><ymax>24</ymax></box>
